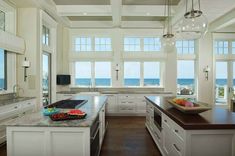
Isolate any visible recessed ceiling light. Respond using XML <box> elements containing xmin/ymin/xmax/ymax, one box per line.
<box><xmin>83</xmin><ymin>12</ymin><xmax>87</xmax><ymax>16</ymax></box>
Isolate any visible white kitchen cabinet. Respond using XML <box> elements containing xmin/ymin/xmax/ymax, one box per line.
<box><xmin>104</xmin><ymin>94</ymin><xmax>117</xmax><ymax>114</ymax></box>
<box><xmin>0</xmin><ymin>98</ymin><xmax>36</xmax><ymax>144</ymax></box>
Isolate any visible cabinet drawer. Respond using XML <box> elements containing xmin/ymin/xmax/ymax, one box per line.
<box><xmin>171</xmin><ymin>121</ymin><xmax>185</xmax><ymax>141</ymax></box>
<box><xmin>162</xmin><ymin>114</ymin><xmax>172</xmax><ymax>128</ymax></box>
<box><xmin>170</xmin><ymin>131</ymin><xmax>184</xmax><ymax>156</ymax></box>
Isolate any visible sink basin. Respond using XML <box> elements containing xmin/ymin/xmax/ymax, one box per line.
<box><xmin>78</xmin><ymin>92</ymin><xmax>100</xmax><ymax>95</ymax></box>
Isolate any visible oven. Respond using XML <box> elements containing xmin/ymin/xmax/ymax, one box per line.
<box><xmin>90</xmin><ymin>115</ymin><xmax>100</xmax><ymax>156</ymax></box>
<box><xmin>154</xmin><ymin>107</ymin><xmax>162</xmax><ymax>131</ymax></box>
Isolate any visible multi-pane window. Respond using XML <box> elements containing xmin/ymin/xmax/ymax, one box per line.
<box><xmin>0</xmin><ymin>49</ymin><xmax>6</xmax><ymax>90</ymax></box>
<box><xmin>0</xmin><ymin>10</ymin><xmax>5</xmax><ymax>31</ymax></box>
<box><xmin>176</xmin><ymin>40</ymin><xmax>195</xmax><ymax>54</ymax></box>
<box><xmin>75</xmin><ymin>61</ymin><xmax>111</xmax><ymax>87</ymax></box>
<box><xmin>75</xmin><ymin>62</ymin><xmax>92</xmax><ymax>86</ymax></box>
<box><xmin>95</xmin><ymin>37</ymin><xmax>112</xmax><ymax>51</ymax></box>
<box><xmin>214</xmin><ymin>40</ymin><xmax>229</xmax><ymax>55</ymax></box>
<box><xmin>124</xmin><ymin>61</ymin><xmax>161</xmax><ymax>87</ymax></box>
<box><xmin>144</xmin><ymin>38</ymin><xmax>161</xmax><ymax>51</ymax></box>
<box><xmin>143</xmin><ymin>62</ymin><xmax>160</xmax><ymax>86</ymax></box>
<box><xmin>124</xmin><ymin>37</ymin><xmax>141</xmax><ymax>51</ymax></box>
<box><xmin>232</xmin><ymin>41</ymin><xmax>235</xmax><ymax>54</ymax></box>
<box><xmin>124</xmin><ymin>62</ymin><xmax>140</xmax><ymax>86</ymax></box>
<box><xmin>95</xmin><ymin>62</ymin><xmax>111</xmax><ymax>86</ymax></box>
<box><xmin>177</xmin><ymin>60</ymin><xmax>195</xmax><ymax>95</ymax></box>
<box><xmin>124</xmin><ymin>37</ymin><xmax>161</xmax><ymax>52</ymax></box>
<box><xmin>42</xmin><ymin>25</ymin><xmax>50</xmax><ymax>46</ymax></box>
<box><xmin>75</xmin><ymin>37</ymin><xmax>92</xmax><ymax>52</ymax></box>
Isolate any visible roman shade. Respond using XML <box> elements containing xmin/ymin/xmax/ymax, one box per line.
<box><xmin>0</xmin><ymin>30</ymin><xmax>25</xmax><ymax>54</ymax></box>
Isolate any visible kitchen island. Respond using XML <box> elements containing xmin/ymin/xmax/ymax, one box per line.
<box><xmin>145</xmin><ymin>96</ymin><xmax>235</xmax><ymax>156</ymax></box>
<box><xmin>5</xmin><ymin>96</ymin><xmax>107</xmax><ymax>156</ymax></box>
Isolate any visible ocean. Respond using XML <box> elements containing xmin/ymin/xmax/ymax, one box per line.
<box><xmin>0</xmin><ymin>78</ymin><xmax>4</xmax><ymax>89</ymax></box>
<box><xmin>75</xmin><ymin>78</ymin><xmax>217</xmax><ymax>86</ymax></box>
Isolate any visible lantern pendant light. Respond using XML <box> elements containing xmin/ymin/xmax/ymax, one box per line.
<box><xmin>161</xmin><ymin>0</ymin><xmax>176</xmax><ymax>53</ymax></box>
<box><xmin>180</xmin><ymin>0</ymin><xmax>208</xmax><ymax>39</ymax></box>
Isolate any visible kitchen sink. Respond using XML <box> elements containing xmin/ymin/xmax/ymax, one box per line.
<box><xmin>46</xmin><ymin>100</ymin><xmax>88</xmax><ymax>109</ymax></box>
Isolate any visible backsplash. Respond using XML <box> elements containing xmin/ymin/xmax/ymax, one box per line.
<box><xmin>0</xmin><ymin>93</ymin><xmax>14</xmax><ymax>100</ymax></box>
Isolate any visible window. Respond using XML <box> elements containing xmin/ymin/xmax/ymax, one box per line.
<box><xmin>124</xmin><ymin>62</ymin><xmax>140</xmax><ymax>86</ymax></box>
<box><xmin>124</xmin><ymin>37</ymin><xmax>161</xmax><ymax>52</ymax></box>
<box><xmin>42</xmin><ymin>25</ymin><xmax>50</xmax><ymax>46</ymax></box>
<box><xmin>176</xmin><ymin>40</ymin><xmax>195</xmax><ymax>54</ymax></box>
<box><xmin>214</xmin><ymin>40</ymin><xmax>229</xmax><ymax>55</ymax></box>
<box><xmin>144</xmin><ymin>38</ymin><xmax>161</xmax><ymax>51</ymax></box>
<box><xmin>75</xmin><ymin>61</ymin><xmax>111</xmax><ymax>87</ymax></box>
<box><xmin>95</xmin><ymin>37</ymin><xmax>112</xmax><ymax>51</ymax></box>
<box><xmin>143</xmin><ymin>62</ymin><xmax>160</xmax><ymax>86</ymax></box>
<box><xmin>124</xmin><ymin>37</ymin><xmax>141</xmax><ymax>51</ymax></box>
<box><xmin>95</xmin><ymin>62</ymin><xmax>111</xmax><ymax>86</ymax></box>
<box><xmin>75</xmin><ymin>37</ymin><xmax>92</xmax><ymax>52</ymax></box>
<box><xmin>0</xmin><ymin>49</ymin><xmax>6</xmax><ymax>90</ymax></box>
<box><xmin>232</xmin><ymin>41</ymin><xmax>235</xmax><ymax>54</ymax></box>
<box><xmin>177</xmin><ymin>60</ymin><xmax>195</xmax><ymax>95</ymax></box>
<box><xmin>0</xmin><ymin>10</ymin><xmax>5</xmax><ymax>31</ymax></box>
<box><xmin>75</xmin><ymin>62</ymin><xmax>92</xmax><ymax>86</ymax></box>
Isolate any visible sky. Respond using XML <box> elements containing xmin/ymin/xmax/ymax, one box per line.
<box><xmin>177</xmin><ymin>60</ymin><xmax>194</xmax><ymax>79</ymax></box>
<box><xmin>216</xmin><ymin>62</ymin><xmax>227</xmax><ymax>79</ymax></box>
<box><xmin>0</xmin><ymin>49</ymin><xmax>4</xmax><ymax>79</ymax></box>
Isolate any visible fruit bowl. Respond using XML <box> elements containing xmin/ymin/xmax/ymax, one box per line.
<box><xmin>168</xmin><ymin>98</ymin><xmax>211</xmax><ymax>114</ymax></box>
<box><xmin>43</xmin><ymin>108</ymin><xmax>60</xmax><ymax>116</ymax></box>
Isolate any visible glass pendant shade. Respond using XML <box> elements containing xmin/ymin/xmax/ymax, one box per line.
<box><xmin>180</xmin><ymin>0</ymin><xmax>208</xmax><ymax>39</ymax></box>
<box><xmin>161</xmin><ymin>34</ymin><xmax>176</xmax><ymax>53</ymax></box>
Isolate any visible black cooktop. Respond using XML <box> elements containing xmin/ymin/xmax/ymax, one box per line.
<box><xmin>46</xmin><ymin>100</ymin><xmax>88</xmax><ymax>109</ymax></box>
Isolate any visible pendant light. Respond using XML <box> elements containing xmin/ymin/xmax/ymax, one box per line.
<box><xmin>180</xmin><ymin>0</ymin><xmax>208</xmax><ymax>39</ymax></box>
<box><xmin>161</xmin><ymin>0</ymin><xmax>176</xmax><ymax>53</ymax></box>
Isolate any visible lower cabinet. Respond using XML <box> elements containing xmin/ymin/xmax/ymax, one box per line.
<box><xmin>146</xmin><ymin>102</ymin><xmax>235</xmax><ymax>156</ymax></box>
<box><xmin>0</xmin><ymin>99</ymin><xmax>36</xmax><ymax>144</ymax></box>
<box><xmin>99</xmin><ymin>104</ymin><xmax>106</xmax><ymax>146</ymax></box>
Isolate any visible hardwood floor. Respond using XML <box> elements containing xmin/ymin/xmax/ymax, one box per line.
<box><xmin>100</xmin><ymin>116</ymin><xmax>162</xmax><ymax>156</ymax></box>
<box><xmin>0</xmin><ymin>116</ymin><xmax>161</xmax><ymax>156</ymax></box>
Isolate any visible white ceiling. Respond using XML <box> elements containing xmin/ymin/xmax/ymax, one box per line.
<box><xmin>7</xmin><ymin>0</ymin><xmax>235</xmax><ymax>30</ymax></box>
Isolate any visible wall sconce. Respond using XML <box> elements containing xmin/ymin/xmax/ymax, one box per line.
<box><xmin>203</xmin><ymin>66</ymin><xmax>210</xmax><ymax>81</ymax></box>
<box><xmin>22</xmin><ymin>57</ymin><xmax>30</xmax><ymax>82</ymax></box>
<box><xmin>115</xmin><ymin>64</ymin><xmax>120</xmax><ymax>80</ymax></box>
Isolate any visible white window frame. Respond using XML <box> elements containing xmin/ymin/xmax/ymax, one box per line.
<box><xmin>124</xmin><ymin>37</ymin><xmax>162</xmax><ymax>52</ymax></box>
<box><xmin>73</xmin><ymin>61</ymin><xmax>112</xmax><ymax>88</ymax></box>
<box><xmin>123</xmin><ymin>61</ymin><xmax>163</xmax><ymax>87</ymax></box>
<box><xmin>176</xmin><ymin>40</ymin><xmax>197</xmax><ymax>98</ymax></box>
<box><xmin>72</xmin><ymin>36</ymin><xmax>112</xmax><ymax>52</ymax></box>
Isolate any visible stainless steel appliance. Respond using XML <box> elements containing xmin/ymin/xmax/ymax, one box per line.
<box><xmin>90</xmin><ymin>115</ymin><xmax>100</xmax><ymax>156</ymax></box>
<box><xmin>154</xmin><ymin>107</ymin><xmax>162</xmax><ymax>131</ymax></box>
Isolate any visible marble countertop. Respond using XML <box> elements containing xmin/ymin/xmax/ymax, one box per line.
<box><xmin>0</xmin><ymin>97</ymin><xmax>36</xmax><ymax>107</ymax></box>
<box><xmin>4</xmin><ymin>96</ymin><xmax>107</xmax><ymax>127</ymax></box>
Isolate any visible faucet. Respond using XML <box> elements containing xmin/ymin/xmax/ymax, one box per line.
<box><xmin>13</xmin><ymin>84</ymin><xmax>20</xmax><ymax>98</ymax></box>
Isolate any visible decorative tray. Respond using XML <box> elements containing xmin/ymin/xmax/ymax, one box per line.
<box><xmin>50</xmin><ymin>113</ymin><xmax>87</xmax><ymax>121</ymax></box>
<box><xmin>167</xmin><ymin>99</ymin><xmax>211</xmax><ymax>114</ymax></box>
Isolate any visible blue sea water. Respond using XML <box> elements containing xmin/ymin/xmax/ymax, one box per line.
<box><xmin>0</xmin><ymin>78</ymin><xmax>4</xmax><ymax>89</ymax></box>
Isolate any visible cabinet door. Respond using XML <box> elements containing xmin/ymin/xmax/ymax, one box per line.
<box><xmin>162</xmin><ymin>121</ymin><xmax>172</xmax><ymax>156</ymax></box>
<box><xmin>105</xmin><ymin>95</ymin><xmax>117</xmax><ymax>113</ymax></box>
<box><xmin>99</xmin><ymin>105</ymin><xmax>106</xmax><ymax>146</ymax></box>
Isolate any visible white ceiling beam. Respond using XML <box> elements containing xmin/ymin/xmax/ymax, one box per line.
<box><xmin>121</xmin><ymin>21</ymin><xmax>164</xmax><ymax>29</ymax></box>
<box><xmin>209</xmin><ymin>8</ymin><xmax>235</xmax><ymax>31</ymax></box>
<box><xmin>56</xmin><ymin>5</ymin><xmax>111</xmax><ymax>16</ymax></box>
<box><xmin>122</xmin><ymin>5</ymin><xmax>176</xmax><ymax>16</ymax></box>
<box><xmin>70</xmin><ymin>21</ymin><xmax>113</xmax><ymax>28</ymax></box>
<box><xmin>110</xmin><ymin>0</ymin><xmax>122</xmax><ymax>27</ymax></box>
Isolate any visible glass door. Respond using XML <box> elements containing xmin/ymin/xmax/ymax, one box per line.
<box><xmin>42</xmin><ymin>52</ymin><xmax>51</xmax><ymax>106</ymax></box>
<box><xmin>215</xmin><ymin>61</ymin><xmax>228</xmax><ymax>105</ymax></box>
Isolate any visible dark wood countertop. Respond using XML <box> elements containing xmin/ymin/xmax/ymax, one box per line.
<box><xmin>145</xmin><ymin>96</ymin><xmax>235</xmax><ymax>130</ymax></box>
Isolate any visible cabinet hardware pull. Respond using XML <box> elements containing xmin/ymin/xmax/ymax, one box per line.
<box><xmin>154</xmin><ymin>131</ymin><xmax>160</xmax><ymax>140</ymax></box>
<box><xmin>173</xmin><ymin>144</ymin><xmax>180</xmax><ymax>152</ymax></box>
<box><xmin>164</xmin><ymin>120</ymin><xmax>167</xmax><ymax>123</ymax></box>
<box><xmin>174</xmin><ymin>129</ymin><xmax>179</xmax><ymax>133</ymax></box>
<box><xmin>14</xmin><ymin>106</ymin><xmax>18</xmax><ymax>109</ymax></box>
